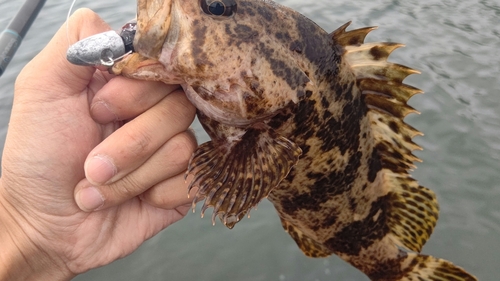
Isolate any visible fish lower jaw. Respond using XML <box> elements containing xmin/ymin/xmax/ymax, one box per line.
<box><xmin>183</xmin><ymin>86</ymin><xmax>254</xmax><ymax>127</ymax></box>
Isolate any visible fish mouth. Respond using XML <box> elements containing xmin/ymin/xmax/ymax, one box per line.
<box><xmin>133</xmin><ymin>0</ymin><xmax>175</xmax><ymax>60</ymax></box>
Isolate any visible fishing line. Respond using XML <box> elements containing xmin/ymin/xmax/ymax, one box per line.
<box><xmin>66</xmin><ymin>0</ymin><xmax>77</xmax><ymax>46</ymax></box>
<box><xmin>66</xmin><ymin>0</ymin><xmax>94</xmax><ymax>66</ymax></box>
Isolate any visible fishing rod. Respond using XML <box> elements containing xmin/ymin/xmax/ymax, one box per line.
<box><xmin>0</xmin><ymin>0</ymin><xmax>47</xmax><ymax>77</ymax></box>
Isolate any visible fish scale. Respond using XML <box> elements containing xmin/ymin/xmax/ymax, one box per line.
<box><xmin>67</xmin><ymin>0</ymin><xmax>476</xmax><ymax>280</ymax></box>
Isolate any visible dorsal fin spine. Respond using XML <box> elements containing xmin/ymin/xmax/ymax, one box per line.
<box><xmin>359</xmin><ymin>79</ymin><xmax>422</xmax><ymax>103</ymax></box>
<box><xmin>331</xmin><ymin>22</ymin><xmax>377</xmax><ymax>46</ymax></box>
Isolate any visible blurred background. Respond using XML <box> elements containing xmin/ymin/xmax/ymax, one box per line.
<box><xmin>0</xmin><ymin>0</ymin><xmax>498</xmax><ymax>280</ymax></box>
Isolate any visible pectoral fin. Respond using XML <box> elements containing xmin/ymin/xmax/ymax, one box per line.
<box><xmin>186</xmin><ymin>124</ymin><xmax>302</xmax><ymax>228</ymax></box>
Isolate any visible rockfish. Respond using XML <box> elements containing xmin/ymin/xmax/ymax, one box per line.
<box><xmin>69</xmin><ymin>0</ymin><xmax>477</xmax><ymax>280</ymax></box>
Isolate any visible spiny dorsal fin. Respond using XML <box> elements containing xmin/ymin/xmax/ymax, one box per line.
<box><xmin>186</xmin><ymin>124</ymin><xmax>302</xmax><ymax>229</ymax></box>
<box><xmin>334</xmin><ymin>23</ymin><xmax>438</xmax><ymax>253</ymax></box>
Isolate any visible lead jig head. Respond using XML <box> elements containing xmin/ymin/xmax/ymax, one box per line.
<box><xmin>66</xmin><ymin>20</ymin><xmax>136</xmax><ymax>67</ymax></box>
<box><xmin>67</xmin><ymin>30</ymin><xmax>125</xmax><ymax>67</ymax></box>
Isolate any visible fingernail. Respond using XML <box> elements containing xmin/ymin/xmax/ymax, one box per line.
<box><xmin>85</xmin><ymin>155</ymin><xmax>117</xmax><ymax>184</ymax></box>
<box><xmin>76</xmin><ymin>187</ymin><xmax>104</xmax><ymax>212</ymax></box>
<box><xmin>91</xmin><ymin>101</ymin><xmax>117</xmax><ymax>123</ymax></box>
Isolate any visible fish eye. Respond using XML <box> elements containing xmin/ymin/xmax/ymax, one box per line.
<box><xmin>200</xmin><ymin>0</ymin><xmax>237</xmax><ymax>17</ymax></box>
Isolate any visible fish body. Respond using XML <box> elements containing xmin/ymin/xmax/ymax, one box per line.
<box><xmin>103</xmin><ymin>0</ymin><xmax>476</xmax><ymax>280</ymax></box>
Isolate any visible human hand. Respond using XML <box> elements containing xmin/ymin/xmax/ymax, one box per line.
<box><xmin>0</xmin><ymin>8</ymin><xmax>196</xmax><ymax>280</ymax></box>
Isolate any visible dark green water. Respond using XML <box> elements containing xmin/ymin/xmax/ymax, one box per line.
<box><xmin>0</xmin><ymin>0</ymin><xmax>498</xmax><ymax>280</ymax></box>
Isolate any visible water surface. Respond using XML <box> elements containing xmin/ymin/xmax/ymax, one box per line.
<box><xmin>0</xmin><ymin>0</ymin><xmax>498</xmax><ymax>280</ymax></box>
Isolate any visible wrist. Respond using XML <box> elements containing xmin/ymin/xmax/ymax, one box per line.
<box><xmin>0</xmin><ymin>181</ymin><xmax>74</xmax><ymax>281</ymax></box>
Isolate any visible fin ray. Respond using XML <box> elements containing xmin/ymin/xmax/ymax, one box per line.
<box><xmin>345</xmin><ymin>42</ymin><xmax>405</xmax><ymax>62</ymax></box>
<box><xmin>331</xmin><ymin>21</ymin><xmax>377</xmax><ymax>46</ymax></box>
<box><xmin>359</xmin><ymin>78</ymin><xmax>423</xmax><ymax>103</ymax></box>
<box><xmin>187</xmin><ymin>125</ymin><xmax>302</xmax><ymax>228</ymax></box>
<box><xmin>352</xmin><ymin>62</ymin><xmax>420</xmax><ymax>83</ymax></box>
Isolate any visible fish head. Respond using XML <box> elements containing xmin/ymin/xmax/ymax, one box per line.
<box><xmin>112</xmin><ymin>0</ymin><xmax>311</xmax><ymax>127</ymax></box>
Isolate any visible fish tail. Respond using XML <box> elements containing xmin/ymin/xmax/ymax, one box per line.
<box><xmin>372</xmin><ymin>253</ymin><xmax>477</xmax><ymax>281</ymax></box>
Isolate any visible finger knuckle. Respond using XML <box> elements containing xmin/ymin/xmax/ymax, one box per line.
<box><xmin>166</xmin><ymin>133</ymin><xmax>197</xmax><ymax>169</ymax></box>
<box><xmin>142</xmin><ymin>189</ymin><xmax>169</xmax><ymax>208</ymax></box>
<box><xmin>110</xmin><ymin>176</ymin><xmax>143</xmax><ymax>199</ymax></box>
<box><xmin>123</xmin><ymin>128</ymin><xmax>154</xmax><ymax>158</ymax></box>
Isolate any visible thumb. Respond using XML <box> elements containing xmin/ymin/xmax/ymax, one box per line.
<box><xmin>16</xmin><ymin>8</ymin><xmax>113</xmax><ymax>99</ymax></box>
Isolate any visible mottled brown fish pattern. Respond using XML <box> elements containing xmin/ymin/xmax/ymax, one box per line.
<box><xmin>107</xmin><ymin>0</ymin><xmax>477</xmax><ymax>280</ymax></box>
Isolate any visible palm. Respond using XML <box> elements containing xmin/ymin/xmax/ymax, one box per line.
<box><xmin>62</xmin><ymin>199</ymin><xmax>187</xmax><ymax>272</ymax></box>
